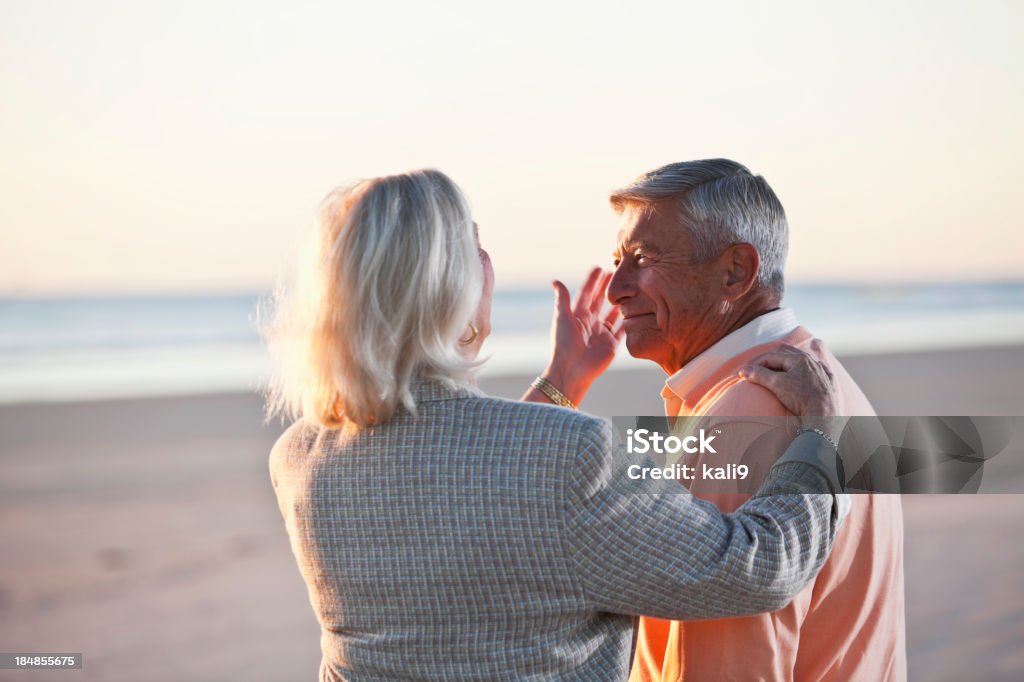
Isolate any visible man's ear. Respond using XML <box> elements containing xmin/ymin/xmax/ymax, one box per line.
<box><xmin>720</xmin><ymin>243</ymin><xmax>760</xmax><ymax>301</ymax></box>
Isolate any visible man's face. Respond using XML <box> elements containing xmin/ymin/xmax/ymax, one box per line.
<box><xmin>608</xmin><ymin>202</ymin><xmax>727</xmax><ymax>374</ymax></box>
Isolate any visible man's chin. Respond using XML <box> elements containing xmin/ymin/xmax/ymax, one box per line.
<box><xmin>624</xmin><ymin>334</ymin><xmax>665</xmax><ymax>366</ymax></box>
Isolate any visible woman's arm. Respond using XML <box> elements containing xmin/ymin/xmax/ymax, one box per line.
<box><xmin>562</xmin><ymin>346</ymin><xmax>845</xmax><ymax>620</ymax></box>
<box><xmin>565</xmin><ymin>419</ymin><xmax>844</xmax><ymax>621</ymax></box>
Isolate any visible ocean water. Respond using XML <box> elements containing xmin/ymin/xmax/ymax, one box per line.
<box><xmin>1</xmin><ymin>282</ymin><xmax>1023</xmax><ymax>403</ymax></box>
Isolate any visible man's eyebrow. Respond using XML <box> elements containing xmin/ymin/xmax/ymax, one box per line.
<box><xmin>614</xmin><ymin>240</ymin><xmax>658</xmax><ymax>255</ymax></box>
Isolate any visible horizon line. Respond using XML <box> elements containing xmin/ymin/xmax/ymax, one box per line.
<box><xmin>2</xmin><ymin>277</ymin><xmax>1024</xmax><ymax>301</ymax></box>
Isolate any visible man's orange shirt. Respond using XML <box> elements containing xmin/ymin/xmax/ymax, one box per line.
<box><xmin>630</xmin><ymin>314</ymin><xmax>906</xmax><ymax>681</ymax></box>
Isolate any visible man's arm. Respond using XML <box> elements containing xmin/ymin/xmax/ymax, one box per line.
<box><xmin>564</xmin><ymin>420</ymin><xmax>842</xmax><ymax>621</ymax></box>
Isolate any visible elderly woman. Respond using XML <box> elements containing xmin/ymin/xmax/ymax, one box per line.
<box><xmin>265</xmin><ymin>169</ymin><xmax>844</xmax><ymax>681</ymax></box>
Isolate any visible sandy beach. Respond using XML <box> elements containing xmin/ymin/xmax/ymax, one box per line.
<box><xmin>2</xmin><ymin>344</ymin><xmax>1023</xmax><ymax>681</ymax></box>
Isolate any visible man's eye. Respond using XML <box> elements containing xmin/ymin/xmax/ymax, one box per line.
<box><xmin>635</xmin><ymin>253</ymin><xmax>649</xmax><ymax>263</ymax></box>
<box><xmin>613</xmin><ymin>258</ymin><xmax>621</xmax><ymax>267</ymax></box>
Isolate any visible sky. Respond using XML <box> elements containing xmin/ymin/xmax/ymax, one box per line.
<box><xmin>1</xmin><ymin>0</ymin><xmax>1022</xmax><ymax>294</ymax></box>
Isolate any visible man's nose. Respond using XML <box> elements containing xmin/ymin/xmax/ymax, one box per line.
<box><xmin>607</xmin><ymin>265</ymin><xmax>634</xmax><ymax>305</ymax></box>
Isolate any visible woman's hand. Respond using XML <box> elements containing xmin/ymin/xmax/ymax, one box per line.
<box><xmin>738</xmin><ymin>341</ymin><xmax>843</xmax><ymax>439</ymax></box>
<box><xmin>525</xmin><ymin>267</ymin><xmax>623</xmax><ymax>407</ymax></box>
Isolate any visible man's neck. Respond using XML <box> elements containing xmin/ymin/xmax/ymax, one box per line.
<box><xmin>724</xmin><ymin>298</ymin><xmax>781</xmax><ymax>341</ymax></box>
<box><xmin>663</xmin><ymin>294</ymin><xmax>781</xmax><ymax>375</ymax></box>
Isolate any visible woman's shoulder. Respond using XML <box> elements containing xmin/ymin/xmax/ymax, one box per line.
<box><xmin>268</xmin><ymin>419</ymin><xmax>321</xmax><ymax>479</ymax></box>
<box><xmin>267</xmin><ymin>393</ymin><xmax>613</xmax><ymax>475</ymax></box>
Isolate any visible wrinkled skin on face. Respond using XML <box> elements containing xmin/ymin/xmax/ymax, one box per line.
<box><xmin>608</xmin><ymin>201</ymin><xmax>774</xmax><ymax>375</ymax></box>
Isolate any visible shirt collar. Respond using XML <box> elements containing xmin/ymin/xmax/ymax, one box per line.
<box><xmin>661</xmin><ymin>307</ymin><xmax>800</xmax><ymax>409</ymax></box>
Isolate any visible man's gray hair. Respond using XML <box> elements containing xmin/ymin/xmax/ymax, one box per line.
<box><xmin>610</xmin><ymin>159</ymin><xmax>789</xmax><ymax>297</ymax></box>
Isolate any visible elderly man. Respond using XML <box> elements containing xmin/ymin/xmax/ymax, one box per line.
<box><xmin>601</xmin><ymin>159</ymin><xmax>906</xmax><ymax>681</ymax></box>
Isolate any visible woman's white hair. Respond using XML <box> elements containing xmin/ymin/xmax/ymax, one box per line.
<box><xmin>262</xmin><ymin>169</ymin><xmax>483</xmax><ymax>429</ymax></box>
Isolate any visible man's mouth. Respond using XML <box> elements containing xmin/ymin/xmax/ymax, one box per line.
<box><xmin>622</xmin><ymin>313</ymin><xmax>656</xmax><ymax>327</ymax></box>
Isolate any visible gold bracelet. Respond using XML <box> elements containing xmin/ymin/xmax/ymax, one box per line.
<box><xmin>531</xmin><ymin>376</ymin><xmax>577</xmax><ymax>410</ymax></box>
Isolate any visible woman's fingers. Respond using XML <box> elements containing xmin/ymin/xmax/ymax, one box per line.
<box><xmin>572</xmin><ymin>267</ymin><xmax>603</xmax><ymax>317</ymax></box>
<box><xmin>602</xmin><ymin>304</ymin><xmax>621</xmax><ymax>330</ymax></box>
<box><xmin>807</xmin><ymin>339</ymin><xmax>835</xmax><ymax>381</ymax></box>
<box><xmin>551</xmin><ymin>280</ymin><xmax>573</xmax><ymax>320</ymax></box>
<box><xmin>738</xmin><ymin>346</ymin><xmax>838</xmax><ymax>417</ymax></box>
<box><xmin>745</xmin><ymin>350</ymin><xmax>802</xmax><ymax>373</ymax></box>
<box><xmin>737</xmin><ymin>364</ymin><xmax>781</xmax><ymax>392</ymax></box>
<box><xmin>589</xmin><ymin>271</ymin><xmax>611</xmax><ymax>315</ymax></box>
<box><xmin>556</xmin><ymin>269</ymin><xmax>621</xmax><ymax>344</ymax></box>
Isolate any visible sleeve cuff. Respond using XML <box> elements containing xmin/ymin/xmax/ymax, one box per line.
<box><xmin>773</xmin><ymin>430</ymin><xmax>845</xmax><ymax>496</ymax></box>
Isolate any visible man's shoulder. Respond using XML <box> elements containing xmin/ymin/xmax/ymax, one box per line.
<box><xmin>699</xmin><ymin>328</ymin><xmax>874</xmax><ymax>417</ymax></box>
<box><xmin>783</xmin><ymin>329</ymin><xmax>876</xmax><ymax>415</ymax></box>
<box><xmin>698</xmin><ymin>376</ymin><xmax>794</xmax><ymax>418</ymax></box>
